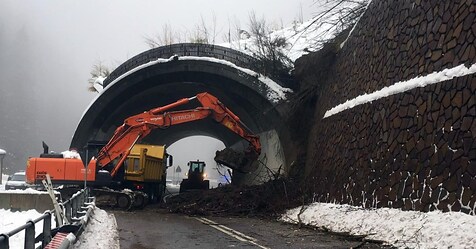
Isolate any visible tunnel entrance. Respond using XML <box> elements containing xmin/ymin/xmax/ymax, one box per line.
<box><xmin>71</xmin><ymin>43</ymin><xmax>291</xmax><ymax>185</ymax></box>
<box><xmin>166</xmin><ymin>136</ymin><xmax>228</xmax><ymax>188</ymax></box>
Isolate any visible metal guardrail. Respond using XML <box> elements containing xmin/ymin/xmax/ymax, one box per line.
<box><xmin>0</xmin><ymin>188</ymin><xmax>91</xmax><ymax>249</ymax></box>
<box><xmin>0</xmin><ymin>211</ymin><xmax>52</xmax><ymax>249</ymax></box>
<box><xmin>63</xmin><ymin>188</ymin><xmax>91</xmax><ymax>223</ymax></box>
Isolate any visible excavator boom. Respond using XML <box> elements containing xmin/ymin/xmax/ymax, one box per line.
<box><xmin>96</xmin><ymin>92</ymin><xmax>261</xmax><ymax>176</ymax></box>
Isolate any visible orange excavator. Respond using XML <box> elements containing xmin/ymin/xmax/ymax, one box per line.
<box><xmin>94</xmin><ymin>91</ymin><xmax>261</xmax><ymax>177</ymax></box>
<box><xmin>26</xmin><ymin>92</ymin><xmax>261</xmax><ymax>209</ymax></box>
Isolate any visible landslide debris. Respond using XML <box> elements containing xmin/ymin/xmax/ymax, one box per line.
<box><xmin>163</xmin><ymin>179</ymin><xmax>304</xmax><ymax>218</ymax></box>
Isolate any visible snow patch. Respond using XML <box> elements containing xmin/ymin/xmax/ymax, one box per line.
<box><xmin>176</xmin><ymin>56</ymin><xmax>292</xmax><ymax>102</ymax></box>
<box><xmin>0</xmin><ymin>188</ymin><xmax>46</xmax><ymax>194</ymax></box>
<box><xmin>61</xmin><ymin>150</ymin><xmax>81</xmax><ymax>159</ymax></box>
<box><xmin>281</xmin><ymin>202</ymin><xmax>476</xmax><ymax>248</ymax></box>
<box><xmin>221</xmin><ymin>2</ymin><xmax>367</xmax><ymax>62</ymax></box>
<box><xmin>0</xmin><ymin>209</ymin><xmax>54</xmax><ymax>249</ymax></box>
<box><xmin>72</xmin><ymin>208</ymin><xmax>119</xmax><ymax>249</ymax></box>
<box><xmin>324</xmin><ymin>63</ymin><xmax>476</xmax><ymax>118</ymax></box>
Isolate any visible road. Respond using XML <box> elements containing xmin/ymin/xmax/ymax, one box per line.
<box><xmin>111</xmin><ymin>186</ymin><xmax>387</xmax><ymax>249</ymax></box>
<box><xmin>113</xmin><ymin>208</ymin><xmax>388</xmax><ymax>249</ymax></box>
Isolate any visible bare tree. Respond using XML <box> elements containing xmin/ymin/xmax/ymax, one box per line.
<box><xmin>87</xmin><ymin>61</ymin><xmax>111</xmax><ymax>93</ymax></box>
<box><xmin>247</xmin><ymin>11</ymin><xmax>293</xmax><ymax>76</ymax></box>
<box><xmin>222</xmin><ymin>16</ymin><xmax>244</xmax><ymax>50</ymax></box>
<box><xmin>188</xmin><ymin>14</ymin><xmax>218</xmax><ymax>44</ymax></box>
<box><xmin>306</xmin><ymin>0</ymin><xmax>370</xmax><ymax>39</ymax></box>
<box><xmin>144</xmin><ymin>23</ymin><xmax>180</xmax><ymax>48</ymax></box>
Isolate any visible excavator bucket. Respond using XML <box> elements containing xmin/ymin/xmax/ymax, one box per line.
<box><xmin>214</xmin><ymin>148</ymin><xmax>259</xmax><ymax>173</ymax></box>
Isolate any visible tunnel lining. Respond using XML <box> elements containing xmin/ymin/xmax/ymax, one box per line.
<box><xmin>71</xmin><ymin>44</ymin><xmax>291</xmax><ymax>184</ymax></box>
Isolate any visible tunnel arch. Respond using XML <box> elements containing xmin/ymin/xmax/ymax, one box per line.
<box><xmin>71</xmin><ymin>44</ymin><xmax>292</xmax><ymax>184</ymax></box>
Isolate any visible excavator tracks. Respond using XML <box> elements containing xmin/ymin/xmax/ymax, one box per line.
<box><xmin>94</xmin><ymin>189</ymin><xmax>148</xmax><ymax>210</ymax></box>
<box><xmin>61</xmin><ymin>187</ymin><xmax>147</xmax><ymax>211</ymax></box>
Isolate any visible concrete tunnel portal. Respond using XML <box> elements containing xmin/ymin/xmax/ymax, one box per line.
<box><xmin>71</xmin><ymin>43</ymin><xmax>291</xmax><ymax>184</ymax></box>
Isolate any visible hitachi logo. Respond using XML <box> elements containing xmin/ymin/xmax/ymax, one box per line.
<box><xmin>172</xmin><ymin>114</ymin><xmax>195</xmax><ymax>121</ymax></box>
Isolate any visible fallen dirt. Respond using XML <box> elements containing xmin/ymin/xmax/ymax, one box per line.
<box><xmin>163</xmin><ymin>178</ymin><xmax>304</xmax><ymax>218</ymax></box>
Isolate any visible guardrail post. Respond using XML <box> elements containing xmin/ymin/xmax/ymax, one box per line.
<box><xmin>79</xmin><ymin>190</ymin><xmax>84</xmax><ymax>207</ymax></box>
<box><xmin>42</xmin><ymin>212</ymin><xmax>52</xmax><ymax>248</ymax></box>
<box><xmin>73</xmin><ymin>197</ymin><xmax>78</xmax><ymax>218</ymax></box>
<box><xmin>0</xmin><ymin>234</ymin><xmax>9</xmax><ymax>249</ymax></box>
<box><xmin>24</xmin><ymin>221</ymin><xmax>35</xmax><ymax>249</ymax></box>
<box><xmin>65</xmin><ymin>201</ymin><xmax>72</xmax><ymax>222</ymax></box>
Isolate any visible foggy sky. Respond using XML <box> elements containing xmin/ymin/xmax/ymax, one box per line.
<box><xmin>0</xmin><ymin>0</ymin><xmax>316</xmax><ymax>174</ymax></box>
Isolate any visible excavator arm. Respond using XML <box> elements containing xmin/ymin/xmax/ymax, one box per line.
<box><xmin>96</xmin><ymin>92</ymin><xmax>261</xmax><ymax>177</ymax></box>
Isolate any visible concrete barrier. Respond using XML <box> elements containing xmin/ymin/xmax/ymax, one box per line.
<box><xmin>0</xmin><ymin>192</ymin><xmax>54</xmax><ymax>212</ymax></box>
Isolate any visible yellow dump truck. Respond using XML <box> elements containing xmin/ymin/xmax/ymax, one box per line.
<box><xmin>123</xmin><ymin>144</ymin><xmax>171</xmax><ymax>203</ymax></box>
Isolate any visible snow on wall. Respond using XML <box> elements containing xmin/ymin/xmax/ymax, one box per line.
<box><xmin>324</xmin><ymin>63</ymin><xmax>476</xmax><ymax>118</ymax></box>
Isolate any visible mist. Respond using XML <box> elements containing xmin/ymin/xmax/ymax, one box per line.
<box><xmin>0</xmin><ymin>0</ymin><xmax>315</xmax><ymax>173</ymax></box>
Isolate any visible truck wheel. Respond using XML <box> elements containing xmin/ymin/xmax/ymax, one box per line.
<box><xmin>133</xmin><ymin>192</ymin><xmax>146</xmax><ymax>209</ymax></box>
<box><xmin>117</xmin><ymin>194</ymin><xmax>132</xmax><ymax>210</ymax></box>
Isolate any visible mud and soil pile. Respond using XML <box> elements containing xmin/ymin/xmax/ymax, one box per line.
<box><xmin>164</xmin><ymin>179</ymin><xmax>303</xmax><ymax>217</ymax></box>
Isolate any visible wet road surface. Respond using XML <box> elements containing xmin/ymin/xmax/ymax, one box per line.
<box><xmin>112</xmin><ymin>207</ymin><xmax>388</xmax><ymax>249</ymax></box>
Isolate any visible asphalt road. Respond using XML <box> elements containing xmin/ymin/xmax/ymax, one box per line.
<box><xmin>113</xmin><ymin>208</ymin><xmax>373</xmax><ymax>249</ymax></box>
<box><xmin>112</xmin><ymin>184</ymin><xmax>388</xmax><ymax>249</ymax></box>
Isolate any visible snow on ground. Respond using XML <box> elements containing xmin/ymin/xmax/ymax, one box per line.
<box><xmin>0</xmin><ymin>209</ymin><xmax>55</xmax><ymax>249</ymax></box>
<box><xmin>72</xmin><ymin>207</ymin><xmax>119</xmax><ymax>249</ymax></box>
<box><xmin>281</xmin><ymin>202</ymin><xmax>476</xmax><ymax>248</ymax></box>
<box><xmin>323</xmin><ymin>63</ymin><xmax>476</xmax><ymax>118</ymax></box>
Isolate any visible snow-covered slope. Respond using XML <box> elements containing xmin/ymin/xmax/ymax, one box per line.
<box><xmin>221</xmin><ymin>1</ymin><xmax>365</xmax><ymax>62</ymax></box>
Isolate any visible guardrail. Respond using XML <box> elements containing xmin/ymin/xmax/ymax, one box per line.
<box><xmin>0</xmin><ymin>211</ymin><xmax>52</xmax><ymax>249</ymax></box>
<box><xmin>0</xmin><ymin>188</ymin><xmax>92</xmax><ymax>249</ymax></box>
<box><xmin>63</xmin><ymin>188</ymin><xmax>91</xmax><ymax>223</ymax></box>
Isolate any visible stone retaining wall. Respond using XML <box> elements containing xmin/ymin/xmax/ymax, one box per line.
<box><xmin>300</xmin><ymin>0</ymin><xmax>476</xmax><ymax>214</ymax></box>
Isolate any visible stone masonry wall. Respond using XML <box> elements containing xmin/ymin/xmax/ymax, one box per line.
<box><xmin>301</xmin><ymin>0</ymin><xmax>476</xmax><ymax>214</ymax></box>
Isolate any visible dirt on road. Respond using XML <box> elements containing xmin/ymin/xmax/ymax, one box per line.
<box><xmin>163</xmin><ymin>178</ymin><xmax>304</xmax><ymax>218</ymax></box>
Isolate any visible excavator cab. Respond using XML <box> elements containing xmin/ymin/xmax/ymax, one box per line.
<box><xmin>179</xmin><ymin>160</ymin><xmax>210</xmax><ymax>193</ymax></box>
